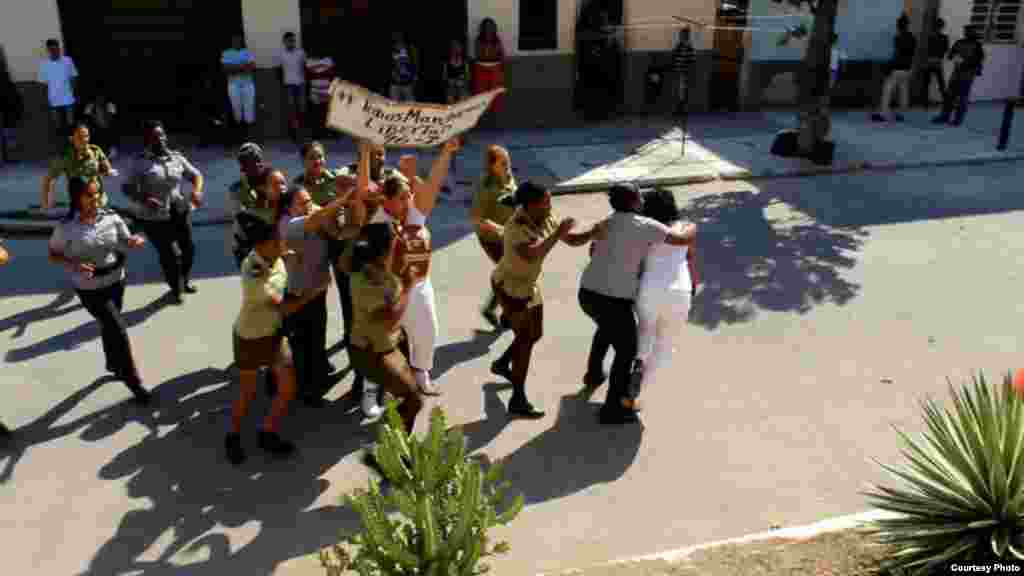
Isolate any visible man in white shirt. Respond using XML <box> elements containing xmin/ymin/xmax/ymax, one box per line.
<box><xmin>38</xmin><ymin>38</ymin><xmax>78</xmax><ymax>154</ymax></box>
<box><xmin>276</xmin><ymin>32</ymin><xmax>306</xmax><ymax>143</ymax></box>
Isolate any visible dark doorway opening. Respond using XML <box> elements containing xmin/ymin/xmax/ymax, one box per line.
<box><xmin>574</xmin><ymin>0</ymin><xmax>625</xmax><ymax>119</ymax></box>
<box><xmin>710</xmin><ymin>0</ymin><xmax>748</xmax><ymax>112</ymax></box>
<box><xmin>56</xmin><ymin>0</ymin><xmax>243</xmax><ymax>139</ymax></box>
<box><xmin>300</xmin><ymin>0</ymin><xmax>467</xmax><ymax>103</ymax></box>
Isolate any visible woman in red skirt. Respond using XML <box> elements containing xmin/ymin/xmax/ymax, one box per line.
<box><xmin>473</xmin><ymin>18</ymin><xmax>505</xmax><ymax>115</ymax></box>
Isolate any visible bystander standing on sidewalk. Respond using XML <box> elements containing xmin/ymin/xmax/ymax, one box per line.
<box><xmin>305</xmin><ymin>46</ymin><xmax>337</xmax><ymax>140</ymax></box>
<box><xmin>222</xmin><ymin>35</ymin><xmax>258</xmax><ymax>146</ymax></box>
<box><xmin>389</xmin><ymin>32</ymin><xmax>418</xmax><ymax>102</ymax></box>
<box><xmin>672</xmin><ymin>28</ymin><xmax>696</xmax><ymax>116</ymax></box>
<box><xmin>443</xmin><ymin>40</ymin><xmax>470</xmax><ymax>104</ymax></box>
<box><xmin>933</xmin><ymin>27</ymin><xmax>985</xmax><ymax>127</ymax></box>
<box><xmin>276</xmin><ymin>32</ymin><xmax>306</xmax><ymax>144</ymax></box>
<box><xmin>38</xmin><ymin>38</ymin><xmax>79</xmax><ymax>155</ymax></box>
<box><xmin>873</xmin><ymin>14</ymin><xmax>916</xmax><ymax>123</ymax></box>
<box><xmin>923</xmin><ymin>18</ymin><xmax>950</xmax><ymax>107</ymax></box>
<box><xmin>82</xmin><ymin>92</ymin><xmax>120</xmax><ymax>160</ymax></box>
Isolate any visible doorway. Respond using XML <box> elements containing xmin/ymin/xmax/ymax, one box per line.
<box><xmin>57</xmin><ymin>0</ymin><xmax>243</xmax><ymax>136</ymax></box>
<box><xmin>301</xmin><ymin>0</ymin><xmax>467</xmax><ymax>102</ymax></box>
<box><xmin>710</xmin><ymin>0</ymin><xmax>747</xmax><ymax>111</ymax></box>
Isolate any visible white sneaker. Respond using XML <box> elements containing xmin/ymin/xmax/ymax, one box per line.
<box><xmin>416</xmin><ymin>370</ymin><xmax>440</xmax><ymax>396</ymax></box>
<box><xmin>362</xmin><ymin>382</ymin><xmax>383</xmax><ymax>419</ymax></box>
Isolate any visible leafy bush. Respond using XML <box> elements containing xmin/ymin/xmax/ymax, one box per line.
<box><xmin>863</xmin><ymin>371</ymin><xmax>1024</xmax><ymax>575</ymax></box>
<box><xmin>320</xmin><ymin>401</ymin><xmax>523</xmax><ymax>575</ymax></box>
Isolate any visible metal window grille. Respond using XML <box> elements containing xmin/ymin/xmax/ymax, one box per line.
<box><xmin>969</xmin><ymin>0</ymin><xmax>1021</xmax><ymax>43</ymax></box>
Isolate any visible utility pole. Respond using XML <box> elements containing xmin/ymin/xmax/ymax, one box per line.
<box><xmin>997</xmin><ymin>45</ymin><xmax>1024</xmax><ymax>150</ymax></box>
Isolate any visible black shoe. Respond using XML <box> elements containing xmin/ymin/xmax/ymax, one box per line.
<box><xmin>871</xmin><ymin>113</ymin><xmax>886</xmax><ymax>122</ymax></box>
<box><xmin>951</xmin><ymin>118</ymin><xmax>963</xmax><ymax>126</ymax></box>
<box><xmin>507</xmin><ymin>399</ymin><xmax>545</xmax><ymax>419</ymax></box>
<box><xmin>258</xmin><ymin>430</ymin><xmax>296</xmax><ymax>457</ymax></box>
<box><xmin>225</xmin><ymin>433</ymin><xmax>246</xmax><ymax>466</ymax></box>
<box><xmin>932</xmin><ymin>115</ymin><xmax>949</xmax><ymax>124</ymax></box>
<box><xmin>326</xmin><ymin>360</ymin><xmax>338</xmax><ymax>374</ymax></box>
<box><xmin>0</xmin><ymin>422</ymin><xmax>11</xmax><ymax>437</ymax></box>
<box><xmin>303</xmin><ymin>396</ymin><xmax>327</xmax><ymax>408</ymax></box>
<box><xmin>599</xmin><ymin>407</ymin><xmax>640</xmax><ymax>426</ymax></box>
<box><xmin>490</xmin><ymin>361</ymin><xmax>514</xmax><ymax>382</ymax></box>
<box><xmin>183</xmin><ymin>282</ymin><xmax>198</xmax><ymax>294</ymax></box>
<box><xmin>583</xmin><ymin>370</ymin><xmax>607</xmax><ymax>389</ymax></box>
<box><xmin>482</xmin><ymin>308</ymin><xmax>500</xmax><ymax>329</ymax></box>
<box><xmin>170</xmin><ymin>291</ymin><xmax>185</xmax><ymax>305</ymax></box>
<box><xmin>127</xmin><ymin>383</ymin><xmax>152</xmax><ymax>405</ymax></box>
<box><xmin>892</xmin><ymin>113</ymin><xmax>905</xmax><ymax>122</ymax></box>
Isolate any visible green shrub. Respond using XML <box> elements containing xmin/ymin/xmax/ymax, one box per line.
<box><xmin>863</xmin><ymin>371</ymin><xmax>1024</xmax><ymax>575</ymax></box>
<box><xmin>320</xmin><ymin>401</ymin><xmax>523</xmax><ymax>575</ymax></box>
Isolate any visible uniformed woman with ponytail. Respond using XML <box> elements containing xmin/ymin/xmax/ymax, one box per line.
<box><xmin>47</xmin><ymin>176</ymin><xmax>152</xmax><ymax>404</ymax></box>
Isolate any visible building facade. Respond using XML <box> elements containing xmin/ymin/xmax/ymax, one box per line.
<box><xmin>740</xmin><ymin>0</ymin><xmax>1024</xmax><ymax>110</ymax></box>
<box><xmin>4</xmin><ymin>0</ymin><xmax>726</xmax><ymax>161</ymax></box>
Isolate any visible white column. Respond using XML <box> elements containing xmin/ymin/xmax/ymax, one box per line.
<box><xmin>1</xmin><ymin>0</ymin><xmax>62</xmax><ymax>81</ymax></box>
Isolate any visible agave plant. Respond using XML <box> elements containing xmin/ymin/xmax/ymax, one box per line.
<box><xmin>863</xmin><ymin>371</ymin><xmax>1024</xmax><ymax>575</ymax></box>
<box><xmin>321</xmin><ymin>401</ymin><xmax>523</xmax><ymax>575</ymax></box>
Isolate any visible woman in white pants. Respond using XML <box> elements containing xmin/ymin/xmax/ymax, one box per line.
<box><xmin>357</xmin><ymin>139</ymin><xmax>458</xmax><ymax>415</ymax></box>
<box><xmin>634</xmin><ymin>189</ymin><xmax>699</xmax><ymax>389</ymax></box>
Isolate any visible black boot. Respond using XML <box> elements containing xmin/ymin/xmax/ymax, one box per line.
<box><xmin>225</xmin><ymin>433</ymin><xmax>246</xmax><ymax>466</ymax></box>
<box><xmin>507</xmin><ymin>394</ymin><xmax>544</xmax><ymax>419</ymax></box>
<box><xmin>258</xmin><ymin>430</ymin><xmax>296</xmax><ymax>457</ymax></box>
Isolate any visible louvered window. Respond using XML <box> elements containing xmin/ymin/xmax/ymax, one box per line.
<box><xmin>968</xmin><ymin>0</ymin><xmax>1022</xmax><ymax>43</ymax></box>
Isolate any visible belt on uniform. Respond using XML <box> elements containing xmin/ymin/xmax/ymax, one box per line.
<box><xmin>348</xmin><ymin>342</ymin><xmax>397</xmax><ymax>357</ymax></box>
<box><xmin>92</xmin><ymin>252</ymin><xmax>126</xmax><ymax>277</ymax></box>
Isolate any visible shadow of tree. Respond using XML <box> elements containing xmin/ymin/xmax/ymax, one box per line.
<box><xmin>678</xmin><ymin>189</ymin><xmax>865</xmax><ymax>330</ymax></box>
<box><xmin>459</xmin><ymin>384</ymin><xmax>644</xmax><ymax>507</ymax></box>
<box><xmin>77</xmin><ymin>365</ymin><xmax>369</xmax><ymax>576</ymax></box>
<box><xmin>4</xmin><ymin>291</ymin><xmax>176</xmax><ymax>363</ymax></box>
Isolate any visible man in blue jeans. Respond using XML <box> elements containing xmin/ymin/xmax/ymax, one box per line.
<box><xmin>38</xmin><ymin>38</ymin><xmax>79</xmax><ymax>155</ymax></box>
<box><xmin>933</xmin><ymin>27</ymin><xmax>985</xmax><ymax>126</ymax></box>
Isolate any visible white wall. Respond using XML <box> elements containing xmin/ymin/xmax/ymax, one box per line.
<box><xmin>241</xmin><ymin>0</ymin><xmax>300</xmax><ymax>66</ymax></box>
<box><xmin>469</xmin><ymin>0</ymin><xmax>577</xmax><ymax>57</ymax></box>
<box><xmin>747</xmin><ymin>0</ymin><xmax>906</xmax><ymax>62</ymax></box>
<box><xmin>0</xmin><ymin>0</ymin><xmax>63</xmax><ymax>82</ymax></box>
<box><xmin>938</xmin><ymin>0</ymin><xmax>1024</xmax><ymax>101</ymax></box>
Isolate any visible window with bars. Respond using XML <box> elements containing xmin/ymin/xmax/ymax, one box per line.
<box><xmin>968</xmin><ymin>0</ymin><xmax>1022</xmax><ymax>43</ymax></box>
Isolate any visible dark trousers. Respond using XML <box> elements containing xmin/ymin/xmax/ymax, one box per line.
<box><xmin>140</xmin><ymin>209</ymin><xmax>195</xmax><ymax>295</ymax></box>
<box><xmin>579</xmin><ymin>288</ymin><xmax>639</xmax><ymax>412</ymax></box>
<box><xmin>76</xmin><ymin>281</ymin><xmax>140</xmax><ymax>387</ymax></box>
<box><xmin>285</xmin><ymin>291</ymin><xmax>329</xmax><ymax>401</ymax></box>
<box><xmin>49</xmin><ymin>105</ymin><xmax>74</xmax><ymax>154</ymax></box>
<box><xmin>923</xmin><ymin>61</ymin><xmax>947</xmax><ymax>103</ymax></box>
<box><xmin>941</xmin><ymin>67</ymin><xmax>977</xmax><ymax>123</ymax></box>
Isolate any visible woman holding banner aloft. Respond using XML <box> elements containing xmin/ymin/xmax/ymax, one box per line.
<box><xmin>354</xmin><ymin>138</ymin><xmax>459</xmax><ymax>398</ymax></box>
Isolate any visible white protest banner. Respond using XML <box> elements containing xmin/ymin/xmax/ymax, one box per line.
<box><xmin>326</xmin><ymin>80</ymin><xmax>504</xmax><ymax>148</ymax></box>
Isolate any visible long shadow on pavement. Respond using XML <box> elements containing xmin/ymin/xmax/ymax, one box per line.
<box><xmin>679</xmin><ymin>188</ymin><xmax>865</xmax><ymax>330</ymax></box>
<box><xmin>78</xmin><ymin>365</ymin><xmax>366</xmax><ymax>576</ymax></box>
<box><xmin>0</xmin><ymin>289</ymin><xmax>81</xmax><ymax>339</ymax></box>
<box><xmin>3</xmin><ymin>291</ymin><xmax>176</xmax><ymax>363</ymax></box>
<box><xmin>460</xmin><ymin>383</ymin><xmax>643</xmax><ymax>507</ymax></box>
<box><xmin>432</xmin><ymin>328</ymin><xmax>505</xmax><ymax>381</ymax></box>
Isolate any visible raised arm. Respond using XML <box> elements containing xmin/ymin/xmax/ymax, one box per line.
<box><xmin>412</xmin><ymin>138</ymin><xmax>459</xmax><ymax>217</ymax></box>
<box><xmin>514</xmin><ymin>218</ymin><xmax>574</xmax><ymax>261</ymax></box>
<box><xmin>563</xmin><ymin>219</ymin><xmax>605</xmax><ymax>247</ymax></box>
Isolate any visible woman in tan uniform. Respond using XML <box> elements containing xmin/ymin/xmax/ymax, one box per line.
<box><xmin>348</xmin><ymin>222</ymin><xmax>424</xmax><ymax>442</ymax></box>
<box><xmin>471</xmin><ymin>144</ymin><xmax>517</xmax><ymax>326</ymax></box>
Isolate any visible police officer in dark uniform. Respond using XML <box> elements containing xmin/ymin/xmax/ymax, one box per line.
<box><xmin>123</xmin><ymin>120</ymin><xmax>204</xmax><ymax>304</ymax></box>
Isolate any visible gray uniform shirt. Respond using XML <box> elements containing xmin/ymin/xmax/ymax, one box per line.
<box><xmin>580</xmin><ymin>211</ymin><xmax>671</xmax><ymax>300</ymax></box>
<box><xmin>49</xmin><ymin>210</ymin><xmax>134</xmax><ymax>290</ymax></box>
<box><xmin>279</xmin><ymin>215</ymin><xmax>331</xmax><ymax>295</ymax></box>
<box><xmin>127</xmin><ymin>150</ymin><xmax>201</xmax><ymax>221</ymax></box>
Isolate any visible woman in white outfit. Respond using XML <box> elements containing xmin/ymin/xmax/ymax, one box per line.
<box><xmin>634</xmin><ymin>188</ymin><xmax>699</xmax><ymax>388</ymax></box>
<box><xmin>357</xmin><ymin>139</ymin><xmax>458</xmax><ymax>414</ymax></box>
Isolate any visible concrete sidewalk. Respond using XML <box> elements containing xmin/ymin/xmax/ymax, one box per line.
<box><xmin>1</xmin><ymin>102</ymin><xmax>1022</xmax><ymax>234</ymax></box>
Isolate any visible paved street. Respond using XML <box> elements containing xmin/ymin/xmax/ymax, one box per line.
<box><xmin>2</xmin><ymin>160</ymin><xmax>1024</xmax><ymax>575</ymax></box>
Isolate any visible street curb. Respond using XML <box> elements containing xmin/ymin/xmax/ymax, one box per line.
<box><xmin>539</xmin><ymin>509</ymin><xmax>903</xmax><ymax>575</ymax></box>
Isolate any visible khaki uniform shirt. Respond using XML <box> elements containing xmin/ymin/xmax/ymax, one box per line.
<box><xmin>350</xmin><ymin>267</ymin><xmax>403</xmax><ymax>353</ymax></box>
<box><xmin>231</xmin><ymin>175</ymin><xmax>261</xmax><ymax>212</ymax></box>
<box><xmin>48</xmin><ymin>144</ymin><xmax>111</xmax><ymax>207</ymax></box>
<box><xmin>235</xmin><ymin>251</ymin><xmax>289</xmax><ymax>339</ymax></box>
<box><xmin>294</xmin><ymin>169</ymin><xmax>339</xmax><ymax>206</ymax></box>
<box><xmin>472</xmin><ymin>173</ymin><xmax>517</xmax><ymax>243</ymax></box>
<box><xmin>491</xmin><ymin>207</ymin><xmax>559</xmax><ymax>307</ymax></box>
